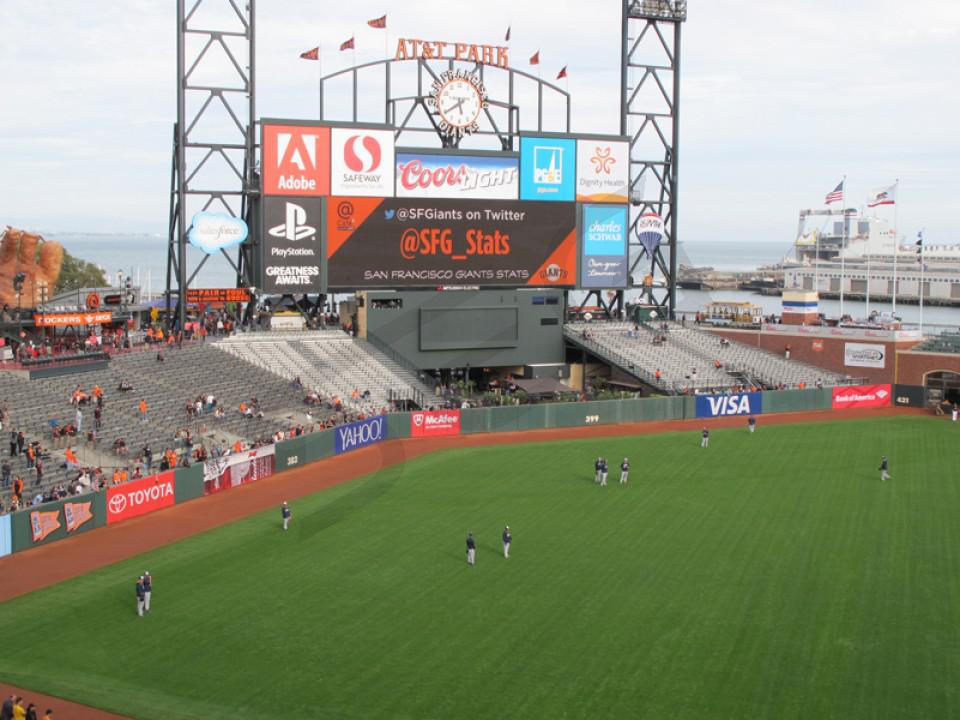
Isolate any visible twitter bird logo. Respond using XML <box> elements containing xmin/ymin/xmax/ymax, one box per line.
<box><xmin>384</xmin><ymin>209</ymin><xmax>396</xmax><ymax>220</ymax></box>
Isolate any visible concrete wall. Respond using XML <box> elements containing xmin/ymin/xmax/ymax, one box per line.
<box><xmin>364</xmin><ymin>289</ymin><xmax>565</xmax><ymax>370</ymax></box>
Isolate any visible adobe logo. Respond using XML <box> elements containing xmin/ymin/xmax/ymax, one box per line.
<box><xmin>343</xmin><ymin>135</ymin><xmax>382</xmax><ymax>173</ymax></box>
<box><xmin>262</xmin><ymin>125</ymin><xmax>330</xmax><ymax>197</ymax></box>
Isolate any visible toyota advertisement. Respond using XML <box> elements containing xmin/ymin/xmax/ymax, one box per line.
<box><xmin>410</xmin><ymin>410</ymin><xmax>461</xmax><ymax>437</ymax></box>
<box><xmin>330</xmin><ymin>127</ymin><xmax>395</xmax><ymax>197</ymax></box>
<box><xmin>335</xmin><ymin>416</ymin><xmax>388</xmax><ymax>454</ymax></box>
<box><xmin>395</xmin><ymin>152</ymin><xmax>518</xmax><ymax>199</ymax></box>
<box><xmin>107</xmin><ymin>472</ymin><xmax>176</xmax><ymax>525</ymax></box>
<box><xmin>262</xmin><ymin>196</ymin><xmax>323</xmax><ymax>292</ymax></box>
<box><xmin>580</xmin><ymin>204</ymin><xmax>628</xmax><ymax>289</ymax></box>
<box><xmin>326</xmin><ymin>197</ymin><xmax>577</xmax><ymax>288</ymax></box>
<box><xmin>832</xmin><ymin>384</ymin><xmax>892</xmax><ymax>409</ymax></box>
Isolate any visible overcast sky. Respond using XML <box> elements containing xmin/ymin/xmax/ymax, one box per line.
<box><xmin>1</xmin><ymin>0</ymin><xmax>957</xmax><ymax>247</ymax></box>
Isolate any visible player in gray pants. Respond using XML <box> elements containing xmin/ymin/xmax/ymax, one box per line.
<box><xmin>879</xmin><ymin>456</ymin><xmax>891</xmax><ymax>481</ymax></box>
<box><xmin>143</xmin><ymin>572</ymin><xmax>152</xmax><ymax>612</ymax></box>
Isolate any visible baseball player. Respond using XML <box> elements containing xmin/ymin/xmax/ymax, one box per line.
<box><xmin>952</xmin><ymin>403</ymin><xmax>958</xmax><ymax>423</ymax></box>
<box><xmin>747</xmin><ymin>416</ymin><xmax>756</xmax><ymax>434</ymax></box>
<box><xmin>143</xmin><ymin>571</ymin><xmax>152</xmax><ymax>612</ymax></box>
<box><xmin>281</xmin><ymin>501</ymin><xmax>292</xmax><ymax>530</ymax></box>
<box><xmin>700</xmin><ymin>427</ymin><xmax>710</xmax><ymax>448</ymax></box>
<box><xmin>620</xmin><ymin>458</ymin><xmax>630</xmax><ymax>485</ymax></box>
<box><xmin>600</xmin><ymin>457</ymin><xmax>609</xmax><ymax>487</ymax></box>
<box><xmin>594</xmin><ymin>456</ymin><xmax>602</xmax><ymax>484</ymax></box>
<box><xmin>502</xmin><ymin>526</ymin><xmax>512</xmax><ymax>559</ymax></box>
<box><xmin>879</xmin><ymin>456</ymin><xmax>891</xmax><ymax>482</ymax></box>
<box><xmin>135</xmin><ymin>576</ymin><xmax>145</xmax><ymax>617</ymax></box>
<box><xmin>466</xmin><ymin>532</ymin><xmax>476</xmax><ymax>566</ymax></box>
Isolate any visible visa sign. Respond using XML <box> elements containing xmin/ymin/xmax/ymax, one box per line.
<box><xmin>695</xmin><ymin>392</ymin><xmax>762</xmax><ymax>418</ymax></box>
<box><xmin>335</xmin><ymin>415</ymin><xmax>387</xmax><ymax>454</ymax></box>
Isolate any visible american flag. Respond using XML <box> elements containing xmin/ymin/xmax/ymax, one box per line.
<box><xmin>824</xmin><ymin>180</ymin><xmax>844</xmax><ymax>205</ymax></box>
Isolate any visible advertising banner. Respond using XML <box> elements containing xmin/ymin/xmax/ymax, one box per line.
<box><xmin>695</xmin><ymin>392</ymin><xmax>763</xmax><ymax>418</ymax></box>
<box><xmin>33</xmin><ymin>312</ymin><xmax>113</xmax><ymax>327</ymax></box>
<box><xmin>410</xmin><ymin>410</ymin><xmax>461</xmax><ymax>437</ymax></box>
<box><xmin>187</xmin><ymin>212</ymin><xmax>248</xmax><ymax>254</ymax></box>
<box><xmin>63</xmin><ymin>501</ymin><xmax>95</xmax><ymax>533</ymax></box>
<box><xmin>519</xmin><ymin>136</ymin><xmax>576</xmax><ymax>202</ymax></box>
<box><xmin>832</xmin><ymin>384</ymin><xmax>891</xmax><ymax>409</ymax></box>
<box><xmin>261</xmin><ymin>196</ymin><xmax>323</xmax><ymax>293</ymax></box>
<box><xmin>203</xmin><ymin>445</ymin><xmax>276</xmax><ymax>496</ymax></box>
<box><xmin>335</xmin><ymin>416</ymin><xmax>388</xmax><ymax>454</ymax></box>
<box><xmin>637</xmin><ymin>212</ymin><xmax>665</xmax><ymax>256</ymax></box>
<box><xmin>327</xmin><ymin>197</ymin><xmax>577</xmax><ymax>288</ymax></box>
<box><xmin>185</xmin><ymin>288</ymin><xmax>252</xmax><ymax>304</ymax></box>
<box><xmin>261</xmin><ymin>124</ymin><xmax>330</xmax><ymax>196</ymax></box>
<box><xmin>576</xmin><ymin>139</ymin><xmax>629</xmax><ymax>203</ymax></box>
<box><xmin>844</xmin><ymin>342</ymin><xmax>886</xmax><ymax>369</ymax></box>
<box><xmin>395</xmin><ymin>152</ymin><xmax>518</xmax><ymax>199</ymax></box>
<box><xmin>330</xmin><ymin>127</ymin><xmax>395</xmax><ymax>197</ymax></box>
<box><xmin>107</xmin><ymin>472</ymin><xmax>176</xmax><ymax>524</ymax></box>
<box><xmin>580</xmin><ymin>204</ymin><xmax>628</xmax><ymax>288</ymax></box>
<box><xmin>29</xmin><ymin>510</ymin><xmax>61</xmax><ymax>543</ymax></box>
<box><xmin>0</xmin><ymin>515</ymin><xmax>10</xmax><ymax>558</ymax></box>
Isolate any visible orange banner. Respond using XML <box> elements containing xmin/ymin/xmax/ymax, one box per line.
<box><xmin>63</xmin><ymin>502</ymin><xmax>94</xmax><ymax>533</ymax></box>
<box><xmin>33</xmin><ymin>311</ymin><xmax>113</xmax><ymax>327</ymax></box>
<box><xmin>30</xmin><ymin>510</ymin><xmax>61</xmax><ymax>543</ymax></box>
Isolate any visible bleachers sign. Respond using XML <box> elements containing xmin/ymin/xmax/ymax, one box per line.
<box><xmin>695</xmin><ymin>392</ymin><xmax>762</xmax><ymax>418</ymax></box>
<box><xmin>335</xmin><ymin>416</ymin><xmax>387</xmax><ymax>454</ymax></box>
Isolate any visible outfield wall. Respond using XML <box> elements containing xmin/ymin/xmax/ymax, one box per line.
<box><xmin>4</xmin><ymin>385</ymin><xmax>889</xmax><ymax>556</ymax></box>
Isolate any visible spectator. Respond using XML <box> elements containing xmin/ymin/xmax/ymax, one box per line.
<box><xmin>138</xmin><ymin>399</ymin><xmax>148</xmax><ymax>423</ymax></box>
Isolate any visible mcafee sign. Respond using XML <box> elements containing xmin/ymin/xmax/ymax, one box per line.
<box><xmin>410</xmin><ymin>410</ymin><xmax>461</xmax><ymax>437</ymax></box>
<box><xmin>106</xmin><ymin>472</ymin><xmax>176</xmax><ymax>524</ymax></box>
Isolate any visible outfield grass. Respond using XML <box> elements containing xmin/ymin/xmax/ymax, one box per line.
<box><xmin>1</xmin><ymin>416</ymin><xmax>958</xmax><ymax>720</ymax></box>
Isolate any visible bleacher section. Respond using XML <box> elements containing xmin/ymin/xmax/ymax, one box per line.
<box><xmin>914</xmin><ymin>333</ymin><xmax>960</xmax><ymax>354</ymax></box>
<box><xmin>565</xmin><ymin>321</ymin><xmax>846</xmax><ymax>392</ymax></box>
<box><xmin>214</xmin><ymin>332</ymin><xmax>434</xmax><ymax>410</ymax></box>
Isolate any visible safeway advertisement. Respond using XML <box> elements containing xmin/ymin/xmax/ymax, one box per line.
<box><xmin>831</xmin><ymin>384</ymin><xmax>891</xmax><ymax>409</ymax></box>
<box><xmin>107</xmin><ymin>472</ymin><xmax>176</xmax><ymax>524</ymax></box>
<box><xmin>410</xmin><ymin>410</ymin><xmax>461</xmax><ymax>437</ymax></box>
<box><xmin>327</xmin><ymin>197</ymin><xmax>577</xmax><ymax>288</ymax></box>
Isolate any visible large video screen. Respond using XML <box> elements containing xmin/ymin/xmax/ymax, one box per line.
<box><xmin>326</xmin><ymin>198</ymin><xmax>576</xmax><ymax>289</ymax></box>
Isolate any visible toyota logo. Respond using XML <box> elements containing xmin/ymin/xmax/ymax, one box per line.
<box><xmin>108</xmin><ymin>493</ymin><xmax>127</xmax><ymax>515</ymax></box>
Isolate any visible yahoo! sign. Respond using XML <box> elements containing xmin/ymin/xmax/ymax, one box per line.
<box><xmin>335</xmin><ymin>416</ymin><xmax>388</xmax><ymax>454</ymax></box>
<box><xmin>396</xmin><ymin>153</ymin><xmax>518</xmax><ymax>200</ymax></box>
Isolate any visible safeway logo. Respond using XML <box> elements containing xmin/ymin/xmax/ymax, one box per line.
<box><xmin>106</xmin><ymin>473</ymin><xmax>176</xmax><ymax>524</ymax></box>
<box><xmin>344</xmin><ymin>135</ymin><xmax>382</xmax><ymax>173</ymax></box>
<box><xmin>268</xmin><ymin>202</ymin><xmax>316</xmax><ymax>242</ymax></box>
<box><xmin>262</xmin><ymin>125</ymin><xmax>330</xmax><ymax>196</ymax></box>
<box><xmin>410</xmin><ymin>410</ymin><xmax>460</xmax><ymax>437</ymax></box>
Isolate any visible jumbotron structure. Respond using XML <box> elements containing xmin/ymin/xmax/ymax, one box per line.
<box><xmin>167</xmin><ymin>1</ymin><xmax>687</xmax><ymax>330</ymax></box>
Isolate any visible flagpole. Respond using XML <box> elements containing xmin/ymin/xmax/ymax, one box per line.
<box><xmin>892</xmin><ymin>178</ymin><xmax>899</xmax><ymax>316</ymax></box>
<box><xmin>865</xmin><ymin>242</ymin><xmax>871</xmax><ymax>319</ymax></box>
<box><xmin>919</xmin><ymin>230</ymin><xmax>925</xmax><ymax>337</ymax></box>
<box><xmin>318</xmin><ymin>42</ymin><xmax>323</xmax><ymax>120</ymax></box>
<box><xmin>839</xmin><ymin>174</ymin><xmax>846</xmax><ymax>319</ymax></box>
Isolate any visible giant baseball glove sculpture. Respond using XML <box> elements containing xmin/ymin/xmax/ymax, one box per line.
<box><xmin>0</xmin><ymin>227</ymin><xmax>65</xmax><ymax>308</ymax></box>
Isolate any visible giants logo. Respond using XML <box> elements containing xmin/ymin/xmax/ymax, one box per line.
<box><xmin>262</xmin><ymin>125</ymin><xmax>330</xmax><ymax>196</ymax></box>
<box><xmin>343</xmin><ymin>135</ymin><xmax>382</xmax><ymax>173</ymax></box>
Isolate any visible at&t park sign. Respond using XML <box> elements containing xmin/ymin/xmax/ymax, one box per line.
<box><xmin>394</xmin><ymin>38</ymin><xmax>509</xmax><ymax>68</ymax></box>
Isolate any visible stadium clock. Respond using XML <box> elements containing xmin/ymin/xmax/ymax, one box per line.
<box><xmin>428</xmin><ymin>70</ymin><xmax>488</xmax><ymax>139</ymax></box>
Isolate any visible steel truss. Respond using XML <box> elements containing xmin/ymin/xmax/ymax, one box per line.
<box><xmin>622</xmin><ymin>0</ymin><xmax>687</xmax><ymax>319</ymax></box>
<box><xmin>168</xmin><ymin>0</ymin><xmax>257</xmax><ymax>331</ymax></box>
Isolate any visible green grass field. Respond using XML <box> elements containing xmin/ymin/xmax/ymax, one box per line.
<box><xmin>1</xmin><ymin>415</ymin><xmax>958</xmax><ymax>720</ymax></box>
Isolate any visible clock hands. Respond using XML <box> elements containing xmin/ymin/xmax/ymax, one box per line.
<box><xmin>443</xmin><ymin>97</ymin><xmax>466</xmax><ymax>116</ymax></box>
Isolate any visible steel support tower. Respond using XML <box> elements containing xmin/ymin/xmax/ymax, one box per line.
<box><xmin>168</xmin><ymin>0</ymin><xmax>257</xmax><ymax>331</ymax></box>
<box><xmin>622</xmin><ymin>0</ymin><xmax>687</xmax><ymax>319</ymax></box>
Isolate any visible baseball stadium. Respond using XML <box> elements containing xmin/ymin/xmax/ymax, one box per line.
<box><xmin>2</xmin><ymin>3</ymin><xmax>960</xmax><ymax>719</ymax></box>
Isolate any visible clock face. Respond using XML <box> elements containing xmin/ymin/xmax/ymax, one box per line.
<box><xmin>436</xmin><ymin>78</ymin><xmax>483</xmax><ymax>130</ymax></box>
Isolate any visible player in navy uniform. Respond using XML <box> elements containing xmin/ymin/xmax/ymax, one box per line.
<box><xmin>700</xmin><ymin>427</ymin><xmax>710</xmax><ymax>448</ymax></box>
<box><xmin>143</xmin><ymin>571</ymin><xmax>152</xmax><ymax>612</ymax></box>
<box><xmin>600</xmin><ymin>457</ymin><xmax>609</xmax><ymax>486</ymax></box>
<box><xmin>879</xmin><ymin>456</ymin><xmax>891</xmax><ymax>482</ymax></box>
<box><xmin>747</xmin><ymin>416</ymin><xmax>756</xmax><ymax>434</ymax></box>
<box><xmin>620</xmin><ymin>458</ymin><xmax>630</xmax><ymax>485</ymax></box>
<box><xmin>135</xmin><ymin>576</ymin><xmax>146</xmax><ymax>617</ymax></box>
<box><xmin>594</xmin><ymin>457</ymin><xmax>602</xmax><ymax>484</ymax></box>
<box><xmin>502</xmin><ymin>526</ymin><xmax>512</xmax><ymax>559</ymax></box>
<box><xmin>281</xmin><ymin>501</ymin><xmax>291</xmax><ymax>530</ymax></box>
<box><xmin>466</xmin><ymin>532</ymin><xmax>476</xmax><ymax>566</ymax></box>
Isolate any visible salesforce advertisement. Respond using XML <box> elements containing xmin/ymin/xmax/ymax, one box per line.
<box><xmin>396</xmin><ymin>152</ymin><xmax>518</xmax><ymax>200</ymax></box>
<box><xmin>335</xmin><ymin>416</ymin><xmax>388</xmax><ymax>454</ymax></box>
<box><xmin>580</xmin><ymin>204</ymin><xmax>628</xmax><ymax>289</ymax></box>
<box><xmin>695</xmin><ymin>392</ymin><xmax>763</xmax><ymax>418</ymax></box>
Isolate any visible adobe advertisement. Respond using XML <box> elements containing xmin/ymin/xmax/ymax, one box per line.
<box><xmin>396</xmin><ymin>152</ymin><xmax>518</xmax><ymax>199</ymax></box>
<box><xmin>106</xmin><ymin>472</ymin><xmax>176</xmax><ymax>525</ymax></box>
<box><xmin>575</xmin><ymin>139</ymin><xmax>629</xmax><ymax>203</ymax></box>
<box><xmin>327</xmin><ymin>197</ymin><xmax>577</xmax><ymax>288</ymax></box>
<box><xmin>330</xmin><ymin>127</ymin><xmax>395</xmax><ymax>197</ymax></box>
<box><xmin>580</xmin><ymin>204</ymin><xmax>628</xmax><ymax>289</ymax></box>
<box><xmin>519</xmin><ymin>136</ymin><xmax>576</xmax><ymax>202</ymax></box>
<box><xmin>832</xmin><ymin>385</ymin><xmax>892</xmax><ymax>409</ymax></box>
<box><xmin>410</xmin><ymin>410</ymin><xmax>461</xmax><ymax>437</ymax></box>
<box><xmin>261</xmin><ymin>124</ymin><xmax>330</xmax><ymax>196</ymax></box>
<box><xmin>261</xmin><ymin>196</ymin><xmax>323</xmax><ymax>293</ymax></box>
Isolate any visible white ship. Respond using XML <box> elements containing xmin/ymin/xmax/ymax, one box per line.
<box><xmin>783</xmin><ymin>207</ymin><xmax>960</xmax><ymax>306</ymax></box>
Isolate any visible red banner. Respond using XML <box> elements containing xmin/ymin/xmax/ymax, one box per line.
<box><xmin>203</xmin><ymin>446</ymin><xmax>276</xmax><ymax>496</ymax></box>
<box><xmin>106</xmin><ymin>472</ymin><xmax>176</xmax><ymax>524</ymax></box>
<box><xmin>33</xmin><ymin>311</ymin><xmax>113</xmax><ymax>327</ymax></box>
<box><xmin>832</xmin><ymin>384</ymin><xmax>892</xmax><ymax>409</ymax></box>
<box><xmin>410</xmin><ymin>410</ymin><xmax>461</xmax><ymax>437</ymax></box>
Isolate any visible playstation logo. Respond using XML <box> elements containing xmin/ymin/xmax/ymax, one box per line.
<box><xmin>268</xmin><ymin>202</ymin><xmax>315</xmax><ymax>241</ymax></box>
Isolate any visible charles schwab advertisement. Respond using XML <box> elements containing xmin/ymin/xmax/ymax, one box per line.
<box><xmin>580</xmin><ymin>204</ymin><xmax>628</xmax><ymax>288</ymax></box>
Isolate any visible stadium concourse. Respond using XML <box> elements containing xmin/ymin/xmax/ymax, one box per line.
<box><xmin>0</xmin><ymin>329</ymin><xmax>432</xmax><ymax>510</ymax></box>
<box><xmin>565</xmin><ymin>320</ymin><xmax>850</xmax><ymax>394</ymax></box>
